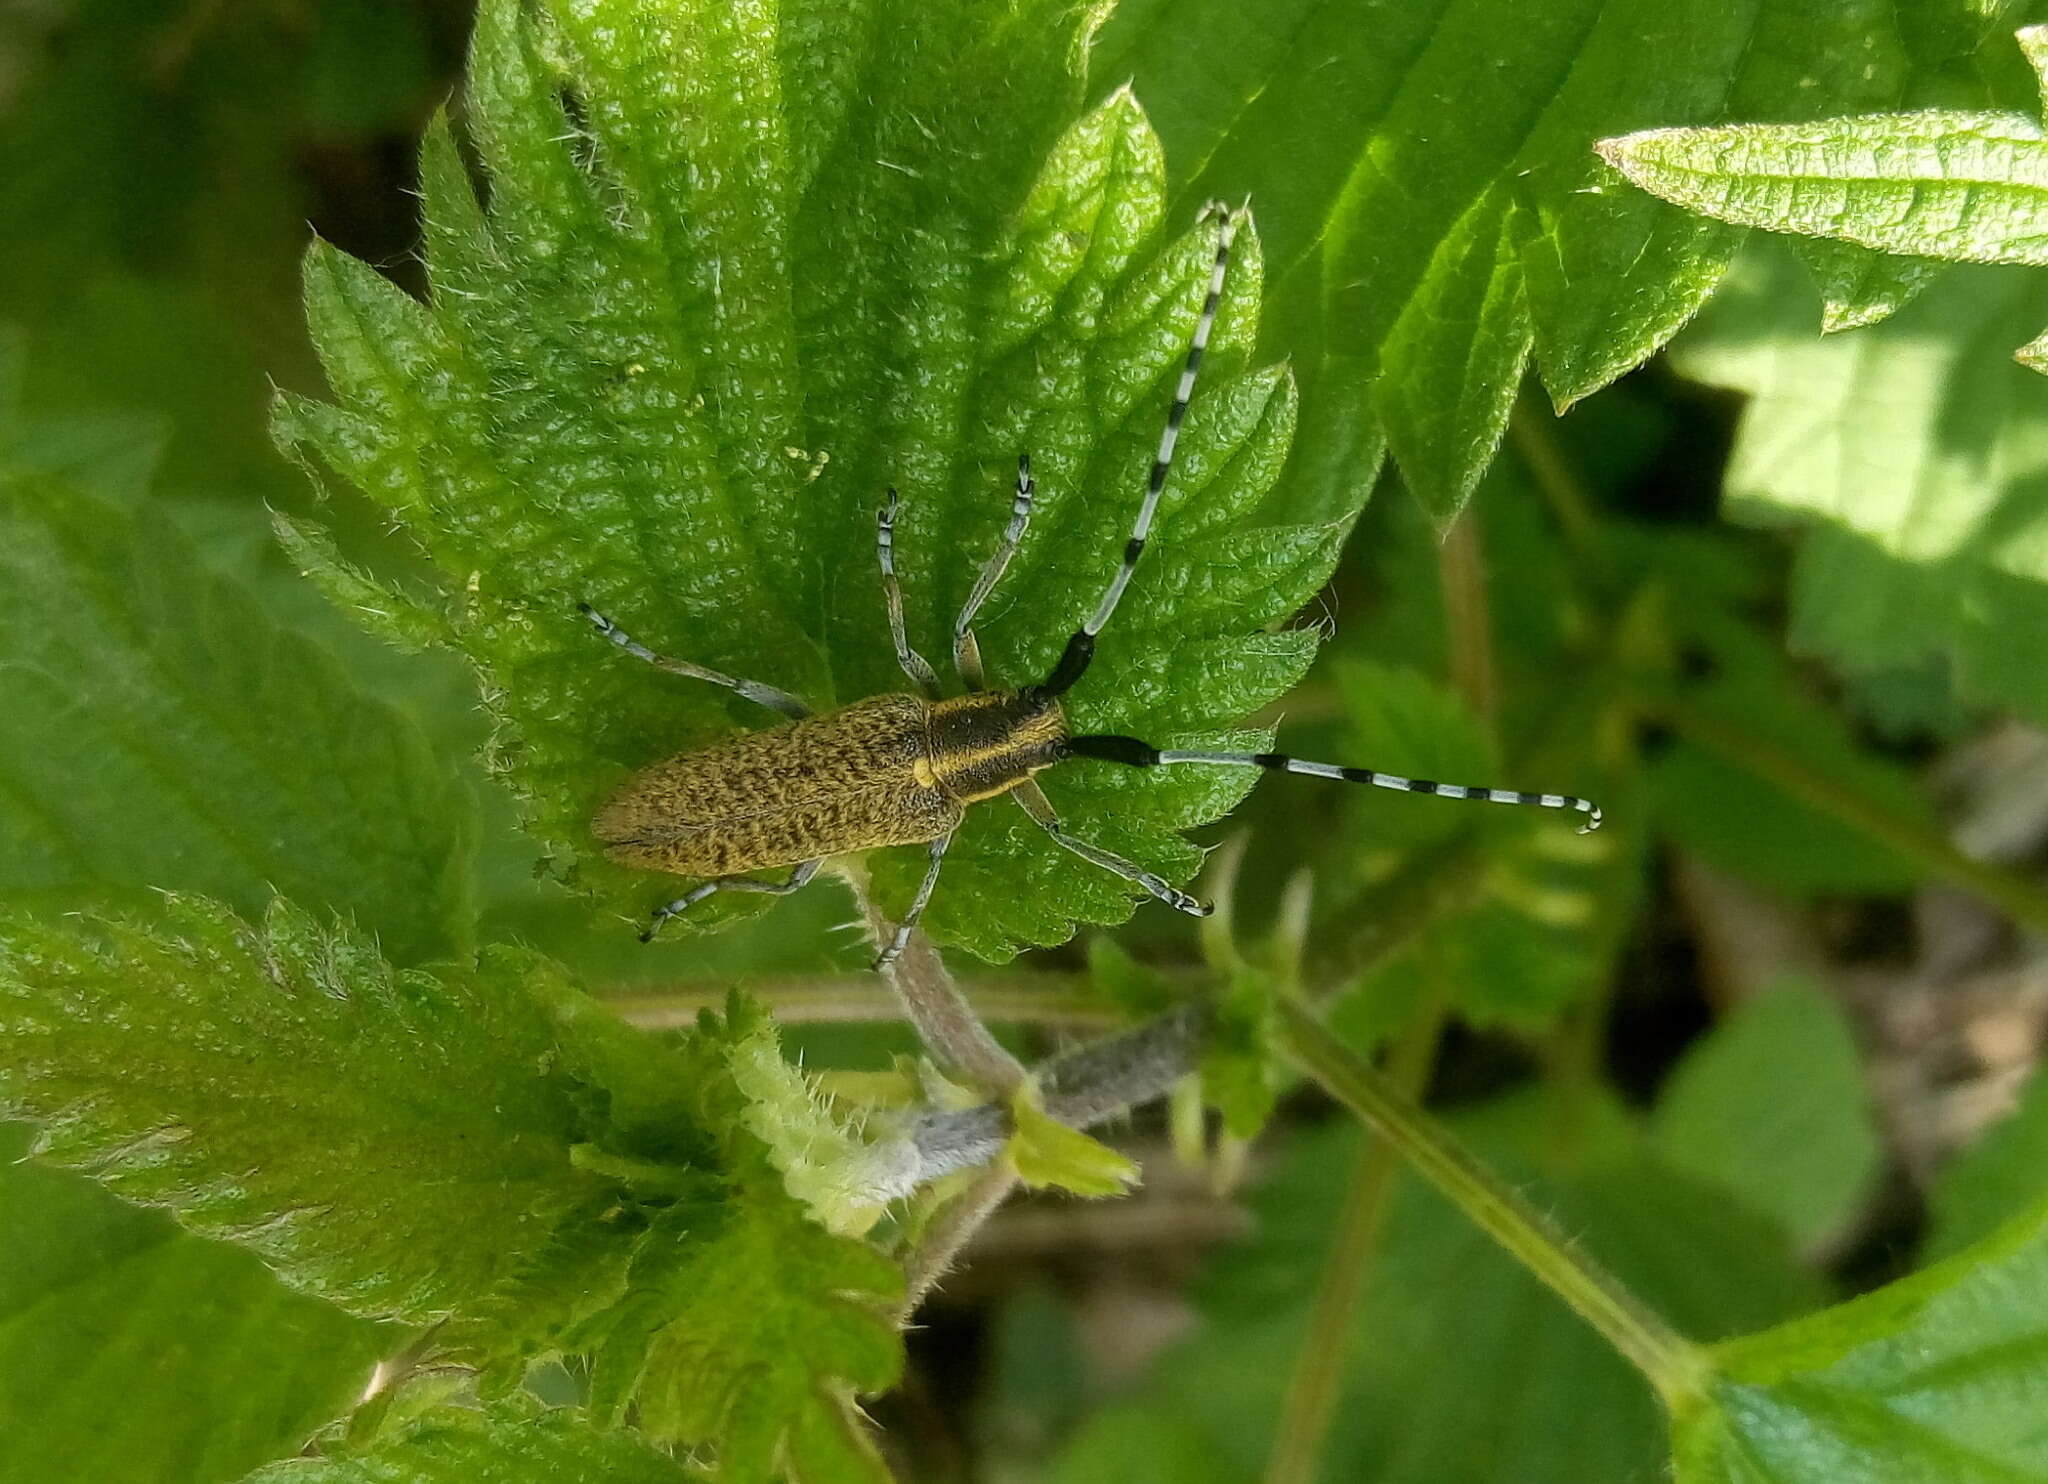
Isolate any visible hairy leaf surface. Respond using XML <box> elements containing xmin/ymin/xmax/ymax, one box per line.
<box><xmin>0</xmin><ymin>362</ymin><xmax>475</xmax><ymax>962</ymax></box>
<box><xmin>0</xmin><ymin>898</ymin><xmax>903</xmax><ymax>1471</ymax></box>
<box><xmin>1601</xmin><ymin>24</ymin><xmax>2048</xmax><ymax>278</ymax></box>
<box><xmin>241</xmin><ymin>1409</ymin><xmax>699</xmax><ymax>1484</ymax></box>
<box><xmin>1677</xmin><ymin>1195</ymin><xmax>2048</xmax><ymax>1480</ymax></box>
<box><xmin>277</xmin><ymin>0</ymin><xmax>1338</xmax><ymax>961</ymax></box>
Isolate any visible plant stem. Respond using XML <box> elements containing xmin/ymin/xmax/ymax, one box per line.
<box><xmin>841</xmin><ymin>863</ymin><xmax>1026</xmax><ymax>1096</ymax></box>
<box><xmin>1438</xmin><ymin>509</ymin><xmax>1498</xmax><ymax>727</ymax></box>
<box><xmin>1263</xmin><ymin>987</ymin><xmax>1450</xmax><ymax>1484</ymax></box>
<box><xmin>1274</xmin><ymin>997</ymin><xmax>1714</xmax><ymax>1412</ymax></box>
<box><xmin>899</xmin><ymin>1002</ymin><xmax>1215</xmax><ymax>1187</ymax></box>
<box><xmin>900</xmin><ymin>1161</ymin><xmax>1021</xmax><ymax>1314</ymax></box>
<box><xmin>1263</xmin><ymin>497</ymin><xmax>1501</xmax><ymax>1483</ymax></box>
<box><xmin>1662</xmin><ymin>697</ymin><xmax>2048</xmax><ymax>939</ymax></box>
<box><xmin>1509</xmin><ymin>385</ymin><xmax>1604</xmax><ymax>566</ymax></box>
<box><xmin>610</xmin><ymin>972</ymin><xmax>1120</xmax><ymax>1029</ymax></box>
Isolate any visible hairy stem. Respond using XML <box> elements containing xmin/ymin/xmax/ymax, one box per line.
<box><xmin>1263</xmin><ymin>986</ymin><xmax>1450</xmax><ymax>1484</ymax></box>
<box><xmin>841</xmin><ymin>862</ymin><xmax>1026</xmax><ymax>1096</ymax></box>
<box><xmin>1274</xmin><ymin>998</ymin><xmax>1713</xmax><ymax>1411</ymax></box>
<box><xmin>898</xmin><ymin>1001</ymin><xmax>1216</xmax><ymax>1188</ymax></box>
<box><xmin>1509</xmin><ymin>386</ymin><xmax>1604</xmax><ymax>566</ymax></box>
<box><xmin>1661</xmin><ymin>697</ymin><xmax>2048</xmax><ymax>939</ymax></box>
<box><xmin>610</xmin><ymin>971</ymin><xmax>1121</xmax><ymax>1029</ymax></box>
<box><xmin>899</xmin><ymin>1162</ymin><xmax>1022</xmax><ymax>1314</ymax></box>
<box><xmin>1438</xmin><ymin>509</ymin><xmax>1499</xmax><ymax>727</ymax></box>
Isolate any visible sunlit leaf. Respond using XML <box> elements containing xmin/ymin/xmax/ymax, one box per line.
<box><xmin>1652</xmin><ymin>983</ymin><xmax>1881</xmax><ymax>1249</ymax></box>
<box><xmin>277</xmin><ymin>0</ymin><xmax>1346</xmax><ymax>962</ymax></box>
<box><xmin>1097</xmin><ymin>0</ymin><xmax>1983</xmax><ymax>520</ymax></box>
<box><xmin>1677</xmin><ymin>1195</ymin><xmax>2048</xmax><ymax>1481</ymax></box>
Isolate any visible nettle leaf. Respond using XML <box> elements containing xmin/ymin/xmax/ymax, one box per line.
<box><xmin>1323</xmin><ymin>661</ymin><xmax>1631</xmax><ymax>1030</ymax></box>
<box><xmin>1651</xmin><ymin>983</ymin><xmax>1880</xmax><ymax>1251</ymax></box>
<box><xmin>0</xmin><ymin>895</ymin><xmax>634</xmax><ymax>1321</ymax></box>
<box><xmin>570</xmin><ymin>1001</ymin><xmax>901</xmax><ymax>1479</ymax></box>
<box><xmin>0</xmin><ymin>1123</ymin><xmax>388</xmax><ymax>1484</ymax></box>
<box><xmin>0</xmin><ymin>381</ymin><xmax>475</xmax><ymax>963</ymax></box>
<box><xmin>275</xmin><ymin>0</ymin><xmax>1336</xmax><ymax>964</ymax></box>
<box><xmin>584</xmin><ymin>1182</ymin><xmax>902</xmax><ymax>1484</ymax></box>
<box><xmin>1051</xmin><ymin>1093</ymin><xmax>1821</xmax><ymax>1484</ymax></box>
<box><xmin>1602</xmin><ymin>25</ymin><xmax>2048</xmax><ymax>278</ymax></box>
<box><xmin>0</xmin><ymin>897</ymin><xmax>904</xmax><ymax>1472</ymax></box>
<box><xmin>1095</xmin><ymin>0</ymin><xmax>1944</xmax><ymax>522</ymax></box>
<box><xmin>1648</xmin><ymin>612</ymin><xmax>1934</xmax><ymax>895</ymax></box>
<box><xmin>1924</xmin><ymin>1068</ymin><xmax>2048</xmax><ymax>1264</ymax></box>
<box><xmin>1673</xmin><ymin>245</ymin><xmax>2048</xmax><ymax>728</ymax></box>
<box><xmin>1675</xmin><ymin>1195</ymin><xmax>2048</xmax><ymax>1480</ymax></box>
<box><xmin>241</xmin><ymin>1408</ymin><xmax>699</xmax><ymax>1484</ymax></box>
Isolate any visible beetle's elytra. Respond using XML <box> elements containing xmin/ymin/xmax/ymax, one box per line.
<box><xmin>592</xmin><ymin>690</ymin><xmax>1065</xmax><ymax>879</ymax></box>
<box><xmin>582</xmin><ymin>204</ymin><xmax>1601</xmax><ymax>967</ymax></box>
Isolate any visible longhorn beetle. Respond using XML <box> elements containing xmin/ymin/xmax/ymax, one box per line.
<box><xmin>581</xmin><ymin>202</ymin><xmax>1602</xmax><ymax>968</ymax></box>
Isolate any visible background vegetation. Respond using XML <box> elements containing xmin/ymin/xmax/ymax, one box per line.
<box><xmin>8</xmin><ymin>0</ymin><xmax>2048</xmax><ymax>1480</ymax></box>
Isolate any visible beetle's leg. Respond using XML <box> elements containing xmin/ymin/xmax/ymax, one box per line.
<box><xmin>578</xmin><ymin>603</ymin><xmax>811</xmax><ymax>719</ymax></box>
<box><xmin>1009</xmin><ymin>780</ymin><xmax>1209</xmax><ymax>917</ymax></box>
<box><xmin>952</xmin><ymin>454</ymin><xmax>1037</xmax><ymax>691</ymax></box>
<box><xmin>873</xmin><ymin>831</ymin><xmax>953</xmax><ymax>970</ymax></box>
<box><xmin>877</xmin><ymin>490</ymin><xmax>942</xmax><ymax>698</ymax></box>
<box><xmin>642</xmin><ymin>859</ymin><xmax>824</xmax><ymax>942</ymax></box>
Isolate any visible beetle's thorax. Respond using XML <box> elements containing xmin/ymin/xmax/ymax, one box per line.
<box><xmin>921</xmin><ymin>689</ymin><xmax>1068</xmax><ymax>804</ymax></box>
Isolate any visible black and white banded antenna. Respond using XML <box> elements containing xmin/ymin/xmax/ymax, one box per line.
<box><xmin>1038</xmin><ymin>199</ymin><xmax>1239</xmax><ymax>699</ymax></box>
<box><xmin>1026</xmin><ymin>198</ymin><xmax>1603</xmax><ymax>835</ymax></box>
<box><xmin>1062</xmin><ymin>735</ymin><xmax>1603</xmax><ymax>833</ymax></box>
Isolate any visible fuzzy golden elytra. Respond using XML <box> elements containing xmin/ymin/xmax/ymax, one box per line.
<box><xmin>582</xmin><ymin>204</ymin><xmax>1601</xmax><ymax>968</ymax></box>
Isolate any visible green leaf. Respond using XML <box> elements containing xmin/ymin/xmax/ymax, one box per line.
<box><xmin>1672</xmin><ymin>244</ymin><xmax>2048</xmax><ymax>727</ymax></box>
<box><xmin>1797</xmin><ymin>238</ymin><xmax>1946</xmax><ymax>332</ymax></box>
<box><xmin>1051</xmin><ymin>1093</ymin><xmax>1822</xmax><ymax>1484</ymax></box>
<box><xmin>0</xmin><ymin>1123</ymin><xmax>387</xmax><ymax>1484</ymax></box>
<box><xmin>722</xmin><ymin>993</ymin><xmax>919</xmax><ymax>1237</ymax></box>
<box><xmin>1097</xmin><ymin>0</ymin><xmax>1935</xmax><ymax>519</ymax></box>
<box><xmin>1052</xmin><ymin>1409</ymin><xmax>1234</xmax><ymax>1484</ymax></box>
<box><xmin>585</xmin><ymin>1187</ymin><xmax>902</xmax><ymax>1483</ymax></box>
<box><xmin>1925</xmin><ymin>1068</ymin><xmax>2048</xmax><ymax>1263</ymax></box>
<box><xmin>0</xmin><ymin>897</ymin><xmax>634</xmax><ymax>1322</ymax></box>
<box><xmin>0</xmin><ymin>460</ymin><xmax>476</xmax><ymax>962</ymax></box>
<box><xmin>1651</xmin><ymin>983</ymin><xmax>1880</xmax><ymax>1249</ymax></box>
<box><xmin>241</xmin><ymin>1408</ymin><xmax>699</xmax><ymax>1484</ymax></box>
<box><xmin>1675</xmin><ymin>1195</ymin><xmax>2048</xmax><ymax>1480</ymax></box>
<box><xmin>279</xmin><ymin>0</ymin><xmax>1340</xmax><ymax>963</ymax></box>
<box><xmin>1650</xmin><ymin>613</ymin><xmax>1934</xmax><ymax>894</ymax></box>
<box><xmin>1198</xmin><ymin>966</ymin><xmax>1281</xmax><ymax>1140</ymax></box>
<box><xmin>1007</xmin><ymin>1083</ymin><xmax>1142</xmax><ymax>1199</ymax></box>
<box><xmin>1324</xmin><ymin>661</ymin><xmax>1632</xmax><ymax>1029</ymax></box>
<box><xmin>0</xmin><ymin>0</ymin><xmax>440</xmax><ymax>508</ymax></box>
<box><xmin>1085</xmin><ymin>935</ymin><xmax>1179</xmax><ymax>1018</ymax></box>
<box><xmin>0</xmin><ymin>900</ymin><xmax>905</xmax><ymax>1472</ymax></box>
<box><xmin>1601</xmin><ymin>24</ymin><xmax>2048</xmax><ymax>271</ymax></box>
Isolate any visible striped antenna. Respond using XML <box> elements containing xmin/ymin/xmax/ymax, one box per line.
<box><xmin>1040</xmin><ymin>201</ymin><xmax>1239</xmax><ymax>697</ymax></box>
<box><xmin>1066</xmin><ymin>735</ymin><xmax>1603</xmax><ymax>834</ymax></box>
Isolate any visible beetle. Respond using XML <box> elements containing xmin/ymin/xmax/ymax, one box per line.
<box><xmin>581</xmin><ymin>203</ymin><xmax>1601</xmax><ymax>968</ymax></box>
